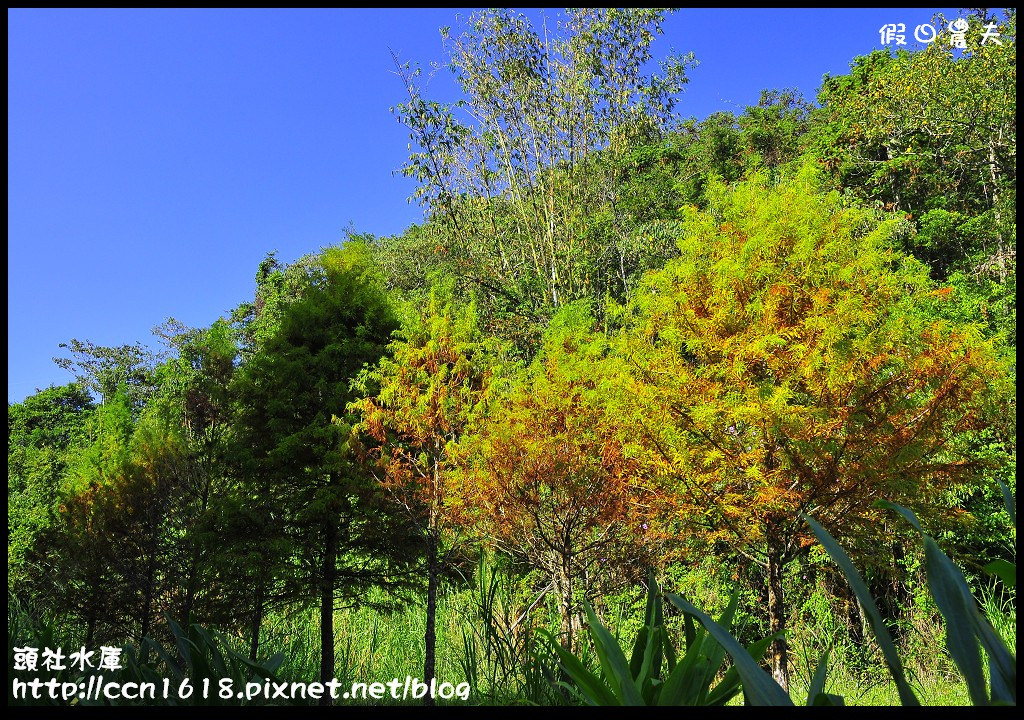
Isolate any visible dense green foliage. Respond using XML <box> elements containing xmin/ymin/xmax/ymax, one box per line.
<box><xmin>9</xmin><ymin>8</ymin><xmax>1015</xmax><ymax>706</ymax></box>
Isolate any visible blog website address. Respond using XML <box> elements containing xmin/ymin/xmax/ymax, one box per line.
<box><xmin>11</xmin><ymin>675</ymin><xmax>471</xmax><ymax>703</ymax></box>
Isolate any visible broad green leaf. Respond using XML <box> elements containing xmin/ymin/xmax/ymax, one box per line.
<box><xmin>983</xmin><ymin>559</ymin><xmax>1016</xmax><ymax>588</ymax></box>
<box><xmin>705</xmin><ymin>633</ymin><xmax>776</xmax><ymax>706</ymax></box>
<box><xmin>812</xmin><ymin>693</ymin><xmax>846</xmax><ymax>706</ymax></box>
<box><xmin>922</xmin><ymin>536</ymin><xmax>989</xmax><ymax>705</ymax></box>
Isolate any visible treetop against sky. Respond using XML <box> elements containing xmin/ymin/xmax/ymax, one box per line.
<box><xmin>8</xmin><ymin>7</ymin><xmax>980</xmax><ymax>402</ymax></box>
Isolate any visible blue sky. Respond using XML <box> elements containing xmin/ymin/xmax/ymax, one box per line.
<box><xmin>8</xmin><ymin>8</ymin><xmax>966</xmax><ymax>402</ymax></box>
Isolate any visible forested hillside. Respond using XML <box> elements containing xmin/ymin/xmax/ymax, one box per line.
<box><xmin>9</xmin><ymin>8</ymin><xmax>1016</xmax><ymax>706</ymax></box>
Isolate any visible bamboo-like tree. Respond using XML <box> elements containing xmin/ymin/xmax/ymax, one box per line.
<box><xmin>392</xmin><ymin>8</ymin><xmax>695</xmax><ymax>317</ymax></box>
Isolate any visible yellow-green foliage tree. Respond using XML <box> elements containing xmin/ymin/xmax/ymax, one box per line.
<box><xmin>350</xmin><ymin>289</ymin><xmax>506</xmax><ymax>697</ymax></box>
<box><xmin>617</xmin><ymin>166</ymin><xmax>1006</xmax><ymax>689</ymax></box>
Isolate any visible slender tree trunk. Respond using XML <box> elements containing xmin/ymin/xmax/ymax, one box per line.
<box><xmin>181</xmin><ymin>474</ymin><xmax>212</xmax><ymax>624</ymax></box>
<box><xmin>846</xmin><ymin>581</ymin><xmax>865</xmax><ymax>647</ymax></box>
<box><xmin>987</xmin><ymin>136</ymin><xmax>1006</xmax><ymax>281</ymax></box>
<box><xmin>86</xmin><ymin>609</ymin><xmax>97</xmax><ymax>648</ymax></box>
<box><xmin>249</xmin><ymin>569</ymin><xmax>266</xmax><ymax>663</ymax></box>
<box><xmin>423</xmin><ymin>532</ymin><xmax>439</xmax><ymax>706</ymax></box>
<box><xmin>556</xmin><ymin>554</ymin><xmax>575</xmax><ymax>654</ymax></box>
<box><xmin>140</xmin><ymin>529</ymin><xmax>158</xmax><ymax>645</ymax></box>
<box><xmin>765</xmin><ymin>527</ymin><xmax>790</xmax><ymax>691</ymax></box>
<box><xmin>319</xmin><ymin>522</ymin><xmax>338</xmax><ymax>706</ymax></box>
<box><xmin>85</xmin><ymin>571</ymin><xmax>100</xmax><ymax>647</ymax></box>
<box><xmin>890</xmin><ymin>540</ymin><xmax>911</xmax><ymax>636</ymax></box>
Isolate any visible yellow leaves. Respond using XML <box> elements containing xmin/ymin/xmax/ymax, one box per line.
<box><xmin>744</xmin><ymin>465</ymin><xmax>765</xmax><ymax>484</ymax></box>
<box><xmin>702</xmin><ymin>448</ymin><xmax>724</xmax><ymax>468</ymax></box>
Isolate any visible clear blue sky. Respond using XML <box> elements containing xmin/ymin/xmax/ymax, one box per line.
<box><xmin>8</xmin><ymin>8</ymin><xmax>964</xmax><ymax>403</ymax></box>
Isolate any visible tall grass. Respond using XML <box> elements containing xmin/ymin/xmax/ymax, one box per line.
<box><xmin>9</xmin><ymin>546</ymin><xmax>1015</xmax><ymax>705</ymax></box>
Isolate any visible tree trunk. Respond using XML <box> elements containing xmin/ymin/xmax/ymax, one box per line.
<box><xmin>181</xmin><ymin>474</ymin><xmax>212</xmax><ymax>625</ymax></box>
<box><xmin>987</xmin><ymin>136</ymin><xmax>1006</xmax><ymax>281</ymax></box>
<box><xmin>140</xmin><ymin>533</ymin><xmax>158</xmax><ymax>646</ymax></box>
<box><xmin>555</xmin><ymin>554</ymin><xmax>575</xmax><ymax>654</ymax></box>
<box><xmin>423</xmin><ymin>532</ymin><xmax>439</xmax><ymax>706</ymax></box>
<box><xmin>86</xmin><ymin>609</ymin><xmax>97</xmax><ymax>648</ymax></box>
<box><xmin>889</xmin><ymin>540</ymin><xmax>911</xmax><ymax>636</ymax></box>
<box><xmin>249</xmin><ymin>569</ymin><xmax>266</xmax><ymax>663</ymax></box>
<box><xmin>85</xmin><ymin>572</ymin><xmax>100</xmax><ymax>647</ymax></box>
<box><xmin>766</xmin><ymin>529</ymin><xmax>790</xmax><ymax>691</ymax></box>
<box><xmin>319</xmin><ymin>522</ymin><xmax>337</xmax><ymax>706</ymax></box>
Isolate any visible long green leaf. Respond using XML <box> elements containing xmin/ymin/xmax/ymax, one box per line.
<box><xmin>997</xmin><ymin>479</ymin><xmax>1015</xmax><ymax>524</ymax></box>
<box><xmin>697</xmin><ymin>592</ymin><xmax>739</xmax><ymax>703</ymax></box>
<box><xmin>663</xmin><ymin>616</ymin><xmax>677</xmax><ymax>673</ymax></box>
<box><xmin>629</xmin><ymin>574</ymin><xmax>659</xmax><ymax>679</ymax></box>
<box><xmin>922</xmin><ymin>536</ymin><xmax>989</xmax><ymax>705</ymax></box>
<box><xmin>801</xmin><ymin>512</ymin><xmax>919</xmax><ymax>706</ymax></box>
<box><xmin>585</xmin><ymin>602</ymin><xmax>645</xmax><ymax>705</ymax></box>
<box><xmin>705</xmin><ymin>633</ymin><xmax>776</xmax><ymax>706</ymax></box>
<box><xmin>683</xmin><ymin>611</ymin><xmax>696</xmax><ymax>652</ymax></box>
<box><xmin>881</xmin><ymin>500</ymin><xmax>1016</xmax><ymax>705</ymax></box>
<box><xmin>537</xmin><ymin>628</ymin><xmax>619</xmax><ymax>706</ymax></box>
<box><xmin>636</xmin><ymin>625</ymin><xmax>661</xmax><ymax>696</ymax></box>
<box><xmin>667</xmin><ymin>593</ymin><xmax>793</xmax><ymax>706</ymax></box>
<box><xmin>628</xmin><ymin>625</ymin><xmax>651</xmax><ymax>681</ymax></box>
<box><xmin>806</xmin><ymin>645</ymin><xmax>830</xmax><ymax>706</ymax></box>
<box><xmin>656</xmin><ymin>626</ymin><xmax>709</xmax><ymax>705</ymax></box>
<box><xmin>874</xmin><ymin>499</ymin><xmax>922</xmax><ymax>533</ymax></box>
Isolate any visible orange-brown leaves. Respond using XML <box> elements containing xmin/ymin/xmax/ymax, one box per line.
<box><xmin>620</xmin><ymin>171</ymin><xmax>1006</xmax><ymax>563</ymax></box>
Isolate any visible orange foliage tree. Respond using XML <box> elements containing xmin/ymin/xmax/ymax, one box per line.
<box><xmin>461</xmin><ymin>306</ymin><xmax>656</xmax><ymax>649</ymax></box>
<box><xmin>617</xmin><ymin>167</ymin><xmax>1006</xmax><ymax>689</ymax></box>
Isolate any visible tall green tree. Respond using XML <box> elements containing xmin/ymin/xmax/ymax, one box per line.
<box><xmin>31</xmin><ymin>392</ymin><xmax>137</xmax><ymax>645</ymax></box>
<box><xmin>814</xmin><ymin>11</ymin><xmax>1016</xmax><ymax>341</ymax></box>
<box><xmin>54</xmin><ymin>339</ymin><xmax>159</xmax><ymax>412</ymax></box>
<box><xmin>231</xmin><ymin>242</ymin><xmax>418</xmax><ymax>700</ymax></box>
<box><xmin>148</xmin><ymin>318</ymin><xmax>239</xmax><ymax>625</ymax></box>
<box><xmin>8</xmin><ymin>384</ymin><xmax>95</xmax><ymax>588</ymax></box>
